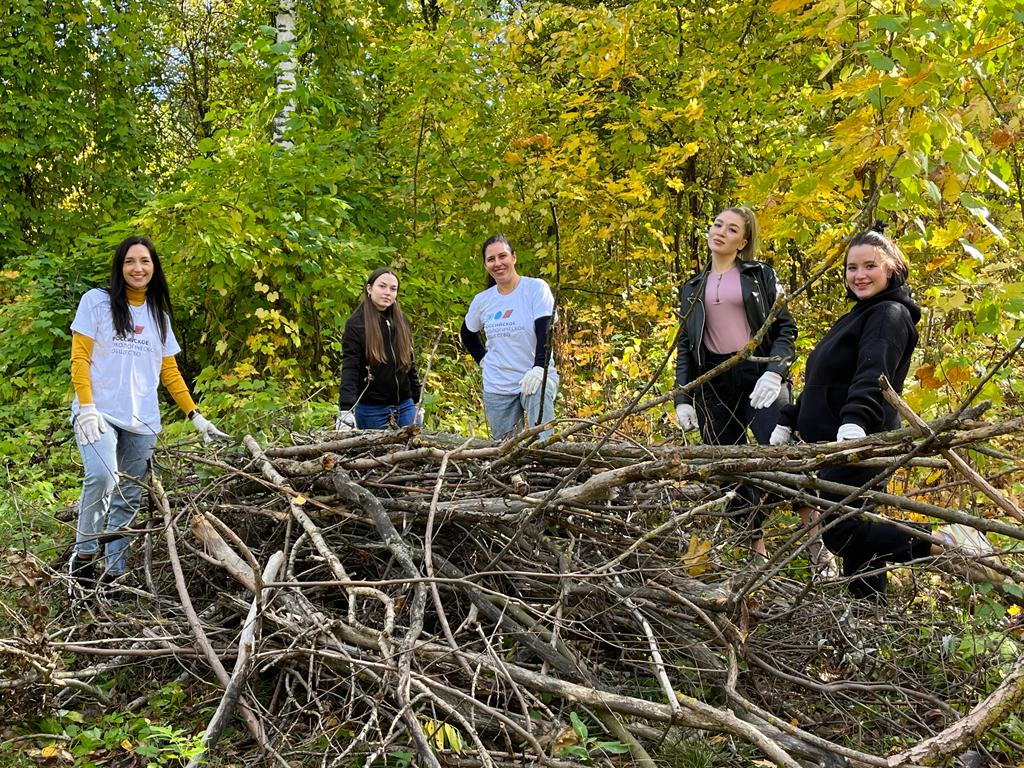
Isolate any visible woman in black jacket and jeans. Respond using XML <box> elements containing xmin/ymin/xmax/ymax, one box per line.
<box><xmin>675</xmin><ymin>206</ymin><xmax>798</xmax><ymax>557</ymax></box>
<box><xmin>336</xmin><ymin>268</ymin><xmax>422</xmax><ymax>430</ymax></box>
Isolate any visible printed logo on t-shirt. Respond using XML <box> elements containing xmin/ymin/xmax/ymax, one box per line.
<box><xmin>492</xmin><ymin>309</ymin><xmax>514</xmax><ymax>320</ymax></box>
<box><xmin>112</xmin><ymin>330</ymin><xmax>153</xmax><ymax>358</ymax></box>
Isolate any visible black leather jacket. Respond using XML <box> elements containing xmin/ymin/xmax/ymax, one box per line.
<box><xmin>673</xmin><ymin>260</ymin><xmax>797</xmax><ymax>405</ymax></box>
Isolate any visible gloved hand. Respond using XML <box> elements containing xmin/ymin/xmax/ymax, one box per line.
<box><xmin>519</xmin><ymin>366</ymin><xmax>545</xmax><ymax>396</ymax></box>
<box><xmin>415</xmin><ymin>407</ymin><xmax>425</xmax><ymax>427</ymax></box>
<box><xmin>836</xmin><ymin>423</ymin><xmax>866</xmax><ymax>441</ymax></box>
<box><xmin>769</xmin><ymin>424</ymin><xmax>793</xmax><ymax>445</ymax></box>
<box><xmin>75</xmin><ymin>404</ymin><xmax>107</xmax><ymax>445</ymax></box>
<box><xmin>675</xmin><ymin>403</ymin><xmax>698</xmax><ymax>432</ymax></box>
<box><xmin>190</xmin><ymin>411</ymin><xmax>231</xmax><ymax>444</ymax></box>
<box><xmin>749</xmin><ymin>371</ymin><xmax>783</xmax><ymax>409</ymax></box>
<box><xmin>335</xmin><ymin>410</ymin><xmax>356</xmax><ymax>431</ymax></box>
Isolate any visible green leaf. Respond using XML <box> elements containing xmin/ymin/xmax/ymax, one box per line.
<box><xmin>959</xmin><ymin>192</ymin><xmax>989</xmax><ymax>218</ymax></box>
<box><xmin>866</xmin><ymin>52</ymin><xmax>896</xmax><ymax>71</ymax></box>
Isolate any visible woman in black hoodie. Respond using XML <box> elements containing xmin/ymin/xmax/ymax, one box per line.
<box><xmin>336</xmin><ymin>268</ymin><xmax>422</xmax><ymax>430</ymax></box>
<box><xmin>770</xmin><ymin>224</ymin><xmax>951</xmax><ymax>597</ymax></box>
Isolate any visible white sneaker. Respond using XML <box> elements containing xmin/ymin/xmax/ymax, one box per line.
<box><xmin>937</xmin><ymin>523</ymin><xmax>1003</xmax><ymax>584</ymax></box>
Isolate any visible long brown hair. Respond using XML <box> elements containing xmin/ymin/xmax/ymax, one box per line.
<box><xmin>361</xmin><ymin>267</ymin><xmax>414</xmax><ymax>371</ymax></box>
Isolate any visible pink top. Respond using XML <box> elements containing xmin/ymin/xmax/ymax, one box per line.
<box><xmin>703</xmin><ymin>267</ymin><xmax>752</xmax><ymax>354</ymax></box>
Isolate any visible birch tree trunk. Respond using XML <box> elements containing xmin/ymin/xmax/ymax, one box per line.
<box><xmin>272</xmin><ymin>0</ymin><xmax>297</xmax><ymax>147</ymax></box>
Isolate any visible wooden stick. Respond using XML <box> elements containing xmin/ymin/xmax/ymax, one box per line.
<box><xmin>881</xmin><ymin>375</ymin><xmax>1024</xmax><ymax>523</ymax></box>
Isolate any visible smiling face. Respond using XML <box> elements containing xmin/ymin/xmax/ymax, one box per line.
<box><xmin>483</xmin><ymin>241</ymin><xmax>518</xmax><ymax>287</ymax></box>
<box><xmin>707</xmin><ymin>210</ymin><xmax>749</xmax><ymax>260</ymax></box>
<box><xmin>367</xmin><ymin>271</ymin><xmax>399</xmax><ymax>310</ymax></box>
<box><xmin>122</xmin><ymin>244</ymin><xmax>154</xmax><ymax>290</ymax></box>
<box><xmin>846</xmin><ymin>244</ymin><xmax>894</xmax><ymax>300</ymax></box>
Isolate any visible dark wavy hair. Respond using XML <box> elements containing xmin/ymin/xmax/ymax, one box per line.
<box><xmin>107</xmin><ymin>236</ymin><xmax>172</xmax><ymax>343</ymax></box>
<box><xmin>845</xmin><ymin>222</ymin><xmax>910</xmax><ymax>300</ymax></box>
<box><xmin>359</xmin><ymin>267</ymin><xmax>414</xmax><ymax>371</ymax></box>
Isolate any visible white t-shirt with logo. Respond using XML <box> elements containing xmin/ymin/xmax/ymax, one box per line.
<box><xmin>464</xmin><ymin>277</ymin><xmax>558</xmax><ymax>395</ymax></box>
<box><xmin>71</xmin><ymin>288</ymin><xmax>181</xmax><ymax>434</ymax></box>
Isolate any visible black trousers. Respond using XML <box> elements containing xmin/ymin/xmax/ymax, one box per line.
<box><xmin>694</xmin><ymin>353</ymin><xmax>789</xmax><ymax>537</ymax></box>
<box><xmin>817</xmin><ymin>464</ymin><xmax>933</xmax><ymax>598</ymax></box>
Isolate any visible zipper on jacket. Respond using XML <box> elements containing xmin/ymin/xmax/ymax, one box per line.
<box><xmin>385</xmin><ymin>317</ymin><xmax>399</xmax><ymax>403</ymax></box>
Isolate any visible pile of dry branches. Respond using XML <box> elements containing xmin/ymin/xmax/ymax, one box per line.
<box><xmin>5</xmin><ymin>405</ymin><xmax>1024</xmax><ymax>768</ymax></box>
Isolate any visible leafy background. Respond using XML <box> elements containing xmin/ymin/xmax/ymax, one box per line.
<box><xmin>2</xmin><ymin>0</ymin><xmax>1024</xmax><ymax>763</ymax></box>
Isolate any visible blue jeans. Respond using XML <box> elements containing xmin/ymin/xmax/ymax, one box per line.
<box><xmin>483</xmin><ymin>376</ymin><xmax>558</xmax><ymax>441</ymax></box>
<box><xmin>74</xmin><ymin>421</ymin><xmax>157</xmax><ymax>576</ymax></box>
<box><xmin>354</xmin><ymin>398</ymin><xmax>417</xmax><ymax>430</ymax></box>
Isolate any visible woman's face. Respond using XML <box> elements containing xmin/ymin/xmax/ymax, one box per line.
<box><xmin>367</xmin><ymin>272</ymin><xmax>399</xmax><ymax>311</ymax></box>
<box><xmin>122</xmin><ymin>244</ymin><xmax>154</xmax><ymax>290</ymax></box>
<box><xmin>483</xmin><ymin>241</ymin><xmax>517</xmax><ymax>286</ymax></box>
<box><xmin>846</xmin><ymin>244</ymin><xmax>893</xmax><ymax>300</ymax></box>
<box><xmin>707</xmin><ymin>211</ymin><xmax>748</xmax><ymax>259</ymax></box>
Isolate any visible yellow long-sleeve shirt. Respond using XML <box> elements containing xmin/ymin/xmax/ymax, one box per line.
<box><xmin>70</xmin><ymin>286</ymin><xmax>197</xmax><ymax>415</ymax></box>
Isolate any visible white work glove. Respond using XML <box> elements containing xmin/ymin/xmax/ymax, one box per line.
<box><xmin>836</xmin><ymin>423</ymin><xmax>866</xmax><ymax>441</ymax></box>
<box><xmin>415</xmin><ymin>407</ymin><xmax>425</xmax><ymax>427</ymax></box>
<box><xmin>675</xmin><ymin>403</ymin><xmax>698</xmax><ymax>432</ymax></box>
<box><xmin>75</xmin><ymin>404</ymin><xmax>107</xmax><ymax>445</ymax></box>
<box><xmin>519</xmin><ymin>366</ymin><xmax>545</xmax><ymax>396</ymax></box>
<box><xmin>335</xmin><ymin>410</ymin><xmax>356</xmax><ymax>431</ymax></box>
<box><xmin>769</xmin><ymin>424</ymin><xmax>793</xmax><ymax>445</ymax></box>
<box><xmin>749</xmin><ymin>371</ymin><xmax>783</xmax><ymax>409</ymax></box>
<box><xmin>190</xmin><ymin>411</ymin><xmax>231</xmax><ymax>444</ymax></box>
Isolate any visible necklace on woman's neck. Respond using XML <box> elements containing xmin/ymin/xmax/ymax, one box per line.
<box><xmin>710</xmin><ymin>256</ymin><xmax>737</xmax><ymax>274</ymax></box>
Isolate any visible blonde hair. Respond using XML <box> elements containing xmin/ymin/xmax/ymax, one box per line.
<box><xmin>720</xmin><ymin>206</ymin><xmax>759</xmax><ymax>260</ymax></box>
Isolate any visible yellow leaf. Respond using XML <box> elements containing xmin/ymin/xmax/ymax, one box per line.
<box><xmin>682</xmin><ymin>536</ymin><xmax>713</xmax><ymax>576</ymax></box>
<box><xmin>552</xmin><ymin>725</ymin><xmax>579</xmax><ymax>753</ymax></box>
<box><xmin>768</xmin><ymin>0</ymin><xmax>809</xmax><ymax>12</ymax></box>
<box><xmin>294</xmin><ymin>495</ymin><xmax>307</xmax><ymax>505</ymax></box>
<box><xmin>40</xmin><ymin>746</ymin><xmax>62</xmax><ymax>758</ymax></box>
<box><xmin>915</xmin><ymin>364</ymin><xmax>942</xmax><ymax>390</ymax></box>
<box><xmin>942</xmin><ymin>171</ymin><xmax>962</xmax><ymax>203</ymax></box>
<box><xmin>945</xmin><ymin>364</ymin><xmax>972</xmax><ymax>385</ymax></box>
<box><xmin>120</xmin><ymin>738</ymin><xmax>134</xmax><ymax>751</ymax></box>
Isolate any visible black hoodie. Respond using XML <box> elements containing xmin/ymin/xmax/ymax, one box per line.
<box><xmin>779</xmin><ymin>279</ymin><xmax>920</xmax><ymax>442</ymax></box>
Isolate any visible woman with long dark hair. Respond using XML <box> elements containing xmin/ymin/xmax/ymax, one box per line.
<box><xmin>69</xmin><ymin>236</ymin><xmax>227</xmax><ymax>587</ymax></box>
<box><xmin>674</xmin><ymin>206</ymin><xmax>797</xmax><ymax>557</ymax></box>
<box><xmin>461</xmin><ymin>234</ymin><xmax>558</xmax><ymax>440</ymax></box>
<box><xmin>336</xmin><ymin>267</ymin><xmax>422</xmax><ymax>430</ymax></box>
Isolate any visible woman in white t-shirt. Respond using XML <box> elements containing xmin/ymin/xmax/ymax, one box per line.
<box><xmin>68</xmin><ymin>236</ymin><xmax>227</xmax><ymax>588</ymax></box>
<box><xmin>460</xmin><ymin>234</ymin><xmax>558</xmax><ymax>440</ymax></box>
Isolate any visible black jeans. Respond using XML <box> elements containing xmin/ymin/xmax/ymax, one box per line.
<box><xmin>817</xmin><ymin>464</ymin><xmax>933</xmax><ymax>598</ymax></box>
<box><xmin>695</xmin><ymin>352</ymin><xmax>790</xmax><ymax>537</ymax></box>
